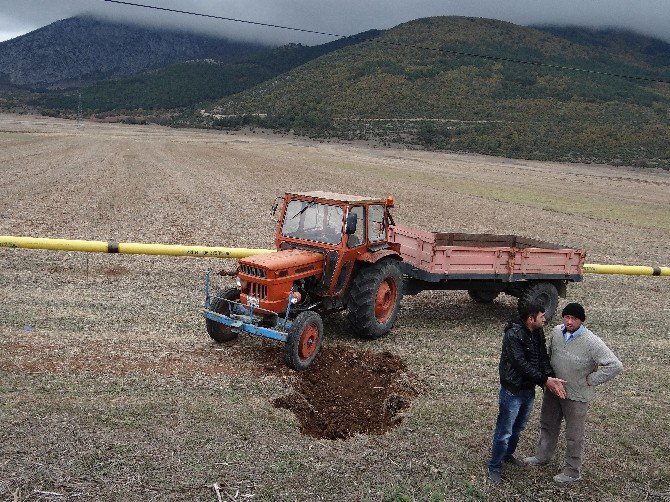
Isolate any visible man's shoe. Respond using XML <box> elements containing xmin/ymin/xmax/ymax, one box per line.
<box><xmin>523</xmin><ymin>456</ymin><xmax>549</xmax><ymax>466</ymax></box>
<box><xmin>553</xmin><ymin>473</ymin><xmax>581</xmax><ymax>484</ymax></box>
<box><xmin>504</xmin><ymin>455</ymin><xmax>526</xmax><ymax>468</ymax></box>
<box><xmin>488</xmin><ymin>469</ymin><xmax>501</xmax><ymax>485</ymax></box>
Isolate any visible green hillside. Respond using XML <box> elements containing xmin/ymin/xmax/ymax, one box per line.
<box><xmin>200</xmin><ymin>17</ymin><xmax>670</xmax><ymax>168</ymax></box>
<box><xmin>34</xmin><ymin>60</ymin><xmax>274</xmax><ymax>112</ymax></box>
<box><xmin>32</xmin><ymin>31</ymin><xmax>382</xmax><ymax>113</ymax></box>
<box><xmin>536</xmin><ymin>26</ymin><xmax>670</xmax><ymax>68</ymax></box>
<box><xmin>16</xmin><ymin>17</ymin><xmax>670</xmax><ymax>168</ymax></box>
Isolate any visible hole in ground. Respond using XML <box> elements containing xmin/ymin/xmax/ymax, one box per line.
<box><xmin>272</xmin><ymin>346</ymin><xmax>418</xmax><ymax>440</ymax></box>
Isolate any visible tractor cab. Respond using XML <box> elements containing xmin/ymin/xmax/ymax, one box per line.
<box><xmin>274</xmin><ymin>191</ymin><xmax>397</xmax><ymax>253</ymax></box>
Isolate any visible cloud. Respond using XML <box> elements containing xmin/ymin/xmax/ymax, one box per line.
<box><xmin>1</xmin><ymin>0</ymin><xmax>668</xmax><ymax>45</ymax></box>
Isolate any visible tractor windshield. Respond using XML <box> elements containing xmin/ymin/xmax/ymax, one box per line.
<box><xmin>281</xmin><ymin>200</ymin><xmax>345</xmax><ymax>245</ymax></box>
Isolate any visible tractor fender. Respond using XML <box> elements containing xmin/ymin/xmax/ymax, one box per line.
<box><xmin>358</xmin><ymin>249</ymin><xmax>402</xmax><ymax>264</ymax></box>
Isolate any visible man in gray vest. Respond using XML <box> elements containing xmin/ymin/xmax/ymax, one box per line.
<box><xmin>525</xmin><ymin>302</ymin><xmax>623</xmax><ymax>484</ymax></box>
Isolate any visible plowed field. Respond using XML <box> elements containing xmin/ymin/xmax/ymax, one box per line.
<box><xmin>1</xmin><ymin>114</ymin><xmax>668</xmax><ymax>501</ymax></box>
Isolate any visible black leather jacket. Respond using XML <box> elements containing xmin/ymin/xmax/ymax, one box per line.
<box><xmin>499</xmin><ymin>318</ymin><xmax>554</xmax><ymax>394</ymax></box>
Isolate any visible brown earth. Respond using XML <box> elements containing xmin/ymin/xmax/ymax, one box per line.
<box><xmin>273</xmin><ymin>348</ymin><xmax>416</xmax><ymax>439</ymax></box>
<box><xmin>1</xmin><ymin>114</ymin><xmax>668</xmax><ymax>501</ymax></box>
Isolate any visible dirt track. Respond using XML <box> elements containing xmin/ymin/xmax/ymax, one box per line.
<box><xmin>1</xmin><ymin>114</ymin><xmax>669</xmax><ymax>500</ymax></box>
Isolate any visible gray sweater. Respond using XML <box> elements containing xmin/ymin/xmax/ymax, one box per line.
<box><xmin>548</xmin><ymin>324</ymin><xmax>623</xmax><ymax>403</ymax></box>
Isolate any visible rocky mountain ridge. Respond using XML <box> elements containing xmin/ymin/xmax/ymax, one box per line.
<box><xmin>0</xmin><ymin>16</ymin><xmax>266</xmax><ymax>89</ymax></box>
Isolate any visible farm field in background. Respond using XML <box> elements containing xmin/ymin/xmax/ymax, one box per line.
<box><xmin>0</xmin><ymin>114</ymin><xmax>668</xmax><ymax>500</ymax></box>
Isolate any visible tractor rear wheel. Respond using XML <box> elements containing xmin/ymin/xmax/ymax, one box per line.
<box><xmin>285</xmin><ymin>311</ymin><xmax>323</xmax><ymax>371</ymax></box>
<box><xmin>468</xmin><ymin>289</ymin><xmax>500</xmax><ymax>303</ymax></box>
<box><xmin>347</xmin><ymin>260</ymin><xmax>403</xmax><ymax>339</ymax></box>
<box><xmin>206</xmin><ymin>287</ymin><xmax>240</xmax><ymax>343</ymax></box>
<box><xmin>518</xmin><ymin>282</ymin><xmax>559</xmax><ymax>320</ymax></box>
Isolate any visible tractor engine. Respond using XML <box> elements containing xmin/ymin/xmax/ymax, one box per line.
<box><xmin>237</xmin><ymin>249</ymin><xmax>324</xmax><ymax>314</ymax></box>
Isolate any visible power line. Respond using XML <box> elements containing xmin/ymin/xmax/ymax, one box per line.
<box><xmin>102</xmin><ymin>0</ymin><xmax>341</xmax><ymax>37</ymax></box>
<box><xmin>102</xmin><ymin>0</ymin><xmax>670</xmax><ymax>84</ymax></box>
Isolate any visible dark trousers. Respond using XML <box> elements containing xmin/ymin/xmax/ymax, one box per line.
<box><xmin>488</xmin><ymin>387</ymin><xmax>535</xmax><ymax>472</ymax></box>
<box><xmin>535</xmin><ymin>389</ymin><xmax>589</xmax><ymax>478</ymax></box>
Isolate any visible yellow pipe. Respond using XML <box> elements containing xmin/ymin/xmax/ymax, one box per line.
<box><xmin>0</xmin><ymin>236</ymin><xmax>274</xmax><ymax>259</ymax></box>
<box><xmin>584</xmin><ymin>263</ymin><xmax>669</xmax><ymax>276</ymax></box>
<box><xmin>0</xmin><ymin>236</ymin><xmax>109</xmax><ymax>253</ymax></box>
<box><xmin>2</xmin><ymin>237</ymin><xmax>667</xmax><ymax>274</ymax></box>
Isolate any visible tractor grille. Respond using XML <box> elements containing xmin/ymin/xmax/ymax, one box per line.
<box><xmin>241</xmin><ymin>265</ymin><xmax>266</xmax><ymax>278</ymax></box>
<box><xmin>247</xmin><ymin>281</ymin><xmax>268</xmax><ymax>299</ymax></box>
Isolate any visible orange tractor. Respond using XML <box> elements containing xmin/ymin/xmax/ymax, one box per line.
<box><xmin>204</xmin><ymin>191</ymin><xmax>584</xmax><ymax>370</ymax></box>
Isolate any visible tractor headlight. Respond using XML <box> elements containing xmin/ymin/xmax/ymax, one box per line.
<box><xmin>290</xmin><ymin>291</ymin><xmax>302</xmax><ymax>304</ymax></box>
<box><xmin>235</xmin><ymin>277</ymin><xmax>242</xmax><ymax>287</ymax></box>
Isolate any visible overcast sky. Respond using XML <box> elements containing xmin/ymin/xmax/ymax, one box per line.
<box><xmin>1</xmin><ymin>0</ymin><xmax>668</xmax><ymax>45</ymax></box>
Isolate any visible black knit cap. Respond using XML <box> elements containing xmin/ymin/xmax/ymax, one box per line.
<box><xmin>561</xmin><ymin>302</ymin><xmax>586</xmax><ymax>321</ymax></box>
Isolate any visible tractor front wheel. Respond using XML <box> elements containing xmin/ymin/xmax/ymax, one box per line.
<box><xmin>206</xmin><ymin>287</ymin><xmax>240</xmax><ymax>343</ymax></box>
<box><xmin>285</xmin><ymin>311</ymin><xmax>323</xmax><ymax>371</ymax></box>
<box><xmin>347</xmin><ymin>259</ymin><xmax>403</xmax><ymax>339</ymax></box>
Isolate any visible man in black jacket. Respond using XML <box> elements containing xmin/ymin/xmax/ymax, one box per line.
<box><xmin>487</xmin><ymin>303</ymin><xmax>566</xmax><ymax>485</ymax></box>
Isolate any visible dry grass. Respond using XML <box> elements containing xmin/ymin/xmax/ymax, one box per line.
<box><xmin>1</xmin><ymin>114</ymin><xmax>669</xmax><ymax>501</ymax></box>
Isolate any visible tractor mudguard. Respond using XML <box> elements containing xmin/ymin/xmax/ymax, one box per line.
<box><xmin>358</xmin><ymin>249</ymin><xmax>402</xmax><ymax>264</ymax></box>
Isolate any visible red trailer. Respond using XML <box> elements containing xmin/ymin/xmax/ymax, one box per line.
<box><xmin>390</xmin><ymin>225</ymin><xmax>585</xmax><ymax>318</ymax></box>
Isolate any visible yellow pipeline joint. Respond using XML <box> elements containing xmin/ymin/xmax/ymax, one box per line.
<box><xmin>584</xmin><ymin>263</ymin><xmax>669</xmax><ymax>276</ymax></box>
<box><xmin>0</xmin><ymin>236</ymin><xmax>274</xmax><ymax>259</ymax></box>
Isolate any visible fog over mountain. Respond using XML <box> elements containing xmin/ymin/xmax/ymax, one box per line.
<box><xmin>1</xmin><ymin>0</ymin><xmax>668</xmax><ymax>45</ymax></box>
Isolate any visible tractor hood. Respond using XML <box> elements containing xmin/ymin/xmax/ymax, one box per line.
<box><xmin>240</xmin><ymin>249</ymin><xmax>324</xmax><ymax>277</ymax></box>
<box><xmin>238</xmin><ymin>249</ymin><xmax>325</xmax><ymax>314</ymax></box>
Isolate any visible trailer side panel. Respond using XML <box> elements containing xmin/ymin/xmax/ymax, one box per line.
<box><xmin>389</xmin><ymin>225</ymin><xmax>584</xmax><ymax>280</ymax></box>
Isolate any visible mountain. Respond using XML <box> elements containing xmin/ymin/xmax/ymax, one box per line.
<box><xmin>207</xmin><ymin>17</ymin><xmax>670</xmax><ymax>119</ymax></box>
<box><xmin>200</xmin><ymin>16</ymin><xmax>670</xmax><ymax>168</ymax></box>
<box><xmin>3</xmin><ymin>16</ymin><xmax>668</xmax><ymax>168</ymax></box>
<box><xmin>33</xmin><ymin>30</ymin><xmax>382</xmax><ymax>112</ymax></box>
<box><xmin>0</xmin><ymin>16</ymin><xmax>266</xmax><ymax>89</ymax></box>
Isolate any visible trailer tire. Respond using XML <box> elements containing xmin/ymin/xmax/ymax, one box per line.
<box><xmin>347</xmin><ymin>259</ymin><xmax>403</xmax><ymax>339</ymax></box>
<box><xmin>518</xmin><ymin>282</ymin><xmax>559</xmax><ymax>320</ymax></box>
<box><xmin>206</xmin><ymin>288</ymin><xmax>240</xmax><ymax>343</ymax></box>
<box><xmin>468</xmin><ymin>290</ymin><xmax>500</xmax><ymax>303</ymax></box>
<box><xmin>285</xmin><ymin>311</ymin><xmax>323</xmax><ymax>371</ymax></box>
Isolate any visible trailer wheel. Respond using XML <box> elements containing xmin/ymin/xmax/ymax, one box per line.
<box><xmin>206</xmin><ymin>288</ymin><xmax>240</xmax><ymax>343</ymax></box>
<box><xmin>468</xmin><ymin>290</ymin><xmax>500</xmax><ymax>303</ymax></box>
<box><xmin>347</xmin><ymin>259</ymin><xmax>403</xmax><ymax>339</ymax></box>
<box><xmin>518</xmin><ymin>282</ymin><xmax>559</xmax><ymax>320</ymax></box>
<box><xmin>285</xmin><ymin>311</ymin><xmax>323</xmax><ymax>371</ymax></box>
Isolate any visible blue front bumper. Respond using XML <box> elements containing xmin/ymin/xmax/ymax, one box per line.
<box><xmin>203</xmin><ymin>308</ymin><xmax>289</xmax><ymax>342</ymax></box>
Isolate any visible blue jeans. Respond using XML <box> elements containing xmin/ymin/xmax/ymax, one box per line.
<box><xmin>488</xmin><ymin>386</ymin><xmax>535</xmax><ymax>472</ymax></box>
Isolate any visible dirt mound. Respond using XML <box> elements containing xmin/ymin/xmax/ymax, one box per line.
<box><xmin>273</xmin><ymin>346</ymin><xmax>417</xmax><ymax>440</ymax></box>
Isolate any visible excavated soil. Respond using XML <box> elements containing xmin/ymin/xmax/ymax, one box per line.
<box><xmin>273</xmin><ymin>347</ymin><xmax>416</xmax><ymax>440</ymax></box>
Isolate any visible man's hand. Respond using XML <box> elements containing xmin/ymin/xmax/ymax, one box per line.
<box><xmin>545</xmin><ymin>377</ymin><xmax>567</xmax><ymax>399</ymax></box>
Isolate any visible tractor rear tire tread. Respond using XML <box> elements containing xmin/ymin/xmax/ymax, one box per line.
<box><xmin>347</xmin><ymin>259</ymin><xmax>403</xmax><ymax>339</ymax></box>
